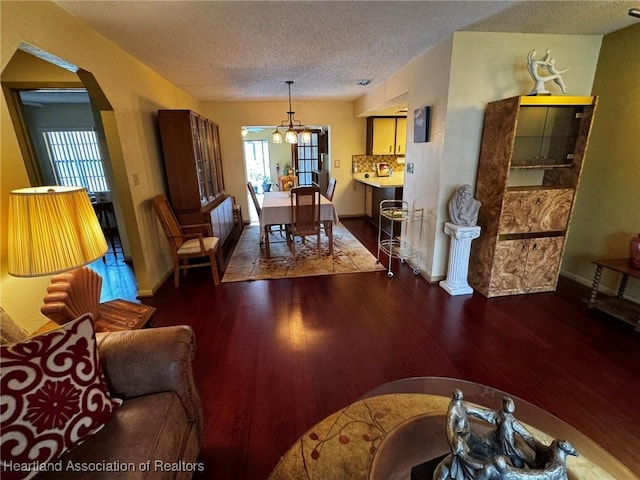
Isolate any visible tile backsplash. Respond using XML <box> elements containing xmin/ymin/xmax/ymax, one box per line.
<box><xmin>351</xmin><ymin>155</ymin><xmax>404</xmax><ymax>174</ymax></box>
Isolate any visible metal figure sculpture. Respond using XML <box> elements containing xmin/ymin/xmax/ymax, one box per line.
<box><xmin>434</xmin><ymin>390</ymin><xmax>578</xmax><ymax>480</ymax></box>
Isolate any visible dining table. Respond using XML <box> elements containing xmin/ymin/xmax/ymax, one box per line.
<box><xmin>259</xmin><ymin>191</ymin><xmax>336</xmax><ymax>259</ymax></box>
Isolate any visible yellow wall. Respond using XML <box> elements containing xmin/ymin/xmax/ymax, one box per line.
<box><xmin>0</xmin><ymin>1</ymin><xmax>367</xmax><ymax>332</ymax></box>
<box><xmin>563</xmin><ymin>24</ymin><xmax>640</xmax><ymax>299</ymax></box>
<box><xmin>200</xmin><ymin>101</ymin><xmax>366</xmax><ymax>221</ymax></box>
<box><xmin>0</xmin><ymin>1</ymin><xmax>199</xmax><ymax>331</ymax></box>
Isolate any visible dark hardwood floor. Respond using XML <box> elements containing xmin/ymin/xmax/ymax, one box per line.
<box><xmin>130</xmin><ymin>218</ymin><xmax>640</xmax><ymax>480</ymax></box>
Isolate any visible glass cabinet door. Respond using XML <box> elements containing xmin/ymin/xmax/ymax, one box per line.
<box><xmin>190</xmin><ymin>113</ymin><xmax>207</xmax><ymax>203</ymax></box>
<box><xmin>512</xmin><ymin>106</ymin><xmax>583</xmax><ymax>168</ymax></box>
<box><xmin>210</xmin><ymin>122</ymin><xmax>224</xmax><ymax>196</ymax></box>
<box><xmin>200</xmin><ymin>118</ymin><xmax>214</xmax><ymax>202</ymax></box>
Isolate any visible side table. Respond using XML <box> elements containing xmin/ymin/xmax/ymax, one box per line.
<box><xmin>95</xmin><ymin>299</ymin><xmax>156</xmax><ymax>332</ymax></box>
<box><xmin>34</xmin><ymin>299</ymin><xmax>156</xmax><ymax>335</ymax></box>
<box><xmin>583</xmin><ymin>258</ymin><xmax>640</xmax><ymax>331</ymax></box>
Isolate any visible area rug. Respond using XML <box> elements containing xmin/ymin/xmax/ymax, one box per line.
<box><xmin>222</xmin><ymin>223</ymin><xmax>385</xmax><ymax>282</ymax></box>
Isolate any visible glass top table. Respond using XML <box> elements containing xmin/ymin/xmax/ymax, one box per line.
<box><xmin>268</xmin><ymin>377</ymin><xmax>637</xmax><ymax>480</ymax></box>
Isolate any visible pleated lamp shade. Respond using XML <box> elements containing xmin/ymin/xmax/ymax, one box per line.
<box><xmin>8</xmin><ymin>186</ymin><xmax>108</xmax><ymax>277</ymax></box>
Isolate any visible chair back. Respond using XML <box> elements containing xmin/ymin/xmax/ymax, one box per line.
<box><xmin>326</xmin><ymin>177</ymin><xmax>337</xmax><ymax>201</ymax></box>
<box><xmin>289</xmin><ymin>186</ymin><xmax>321</xmax><ymax>235</ymax></box>
<box><xmin>152</xmin><ymin>194</ymin><xmax>185</xmax><ymax>250</ymax></box>
<box><xmin>279</xmin><ymin>175</ymin><xmax>298</xmax><ymax>191</ymax></box>
<box><xmin>247</xmin><ymin>182</ymin><xmax>262</xmax><ymax>217</ymax></box>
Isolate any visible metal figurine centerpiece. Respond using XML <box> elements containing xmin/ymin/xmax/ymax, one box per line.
<box><xmin>434</xmin><ymin>390</ymin><xmax>578</xmax><ymax>480</ymax></box>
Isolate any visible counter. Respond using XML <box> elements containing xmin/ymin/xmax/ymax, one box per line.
<box><xmin>353</xmin><ymin>172</ymin><xmax>404</xmax><ymax>236</ymax></box>
<box><xmin>353</xmin><ymin>172</ymin><xmax>404</xmax><ymax>188</ymax></box>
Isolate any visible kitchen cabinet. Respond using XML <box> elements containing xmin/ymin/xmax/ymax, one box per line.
<box><xmin>354</xmin><ymin>174</ymin><xmax>404</xmax><ymax>236</ymax></box>
<box><xmin>469</xmin><ymin>95</ymin><xmax>597</xmax><ymax>297</ymax></box>
<box><xmin>158</xmin><ymin>109</ymin><xmax>233</xmax><ymax>245</ymax></box>
<box><xmin>364</xmin><ymin>185</ymin><xmax>373</xmax><ymax>217</ymax></box>
<box><xmin>366</xmin><ymin>117</ymin><xmax>407</xmax><ymax>155</ymax></box>
<box><xmin>395</xmin><ymin>117</ymin><xmax>407</xmax><ymax>154</ymax></box>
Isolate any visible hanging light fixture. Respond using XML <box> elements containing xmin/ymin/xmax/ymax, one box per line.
<box><xmin>272</xmin><ymin>81</ymin><xmax>312</xmax><ymax>144</ymax></box>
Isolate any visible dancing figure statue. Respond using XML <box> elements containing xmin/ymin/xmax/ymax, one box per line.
<box><xmin>433</xmin><ymin>390</ymin><xmax>578</xmax><ymax>480</ymax></box>
<box><xmin>527</xmin><ymin>49</ymin><xmax>569</xmax><ymax>95</ymax></box>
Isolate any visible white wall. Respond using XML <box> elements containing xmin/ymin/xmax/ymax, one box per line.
<box><xmin>440</xmin><ymin>32</ymin><xmax>602</xmax><ymax>280</ymax></box>
<box><xmin>398</xmin><ymin>37</ymin><xmax>453</xmax><ymax>278</ymax></box>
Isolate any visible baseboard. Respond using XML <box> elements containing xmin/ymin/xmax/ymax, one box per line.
<box><xmin>137</xmin><ymin>289</ymin><xmax>154</xmax><ymax>298</ymax></box>
<box><xmin>559</xmin><ymin>270</ymin><xmax>593</xmax><ymax>289</ymax></box>
<box><xmin>138</xmin><ymin>269</ymin><xmax>173</xmax><ymax>298</ymax></box>
<box><xmin>560</xmin><ymin>270</ymin><xmax>640</xmax><ymax>304</ymax></box>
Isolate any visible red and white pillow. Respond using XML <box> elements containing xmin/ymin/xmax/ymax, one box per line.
<box><xmin>1</xmin><ymin>314</ymin><xmax>121</xmax><ymax>480</ymax></box>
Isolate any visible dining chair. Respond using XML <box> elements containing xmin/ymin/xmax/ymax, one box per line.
<box><xmin>322</xmin><ymin>177</ymin><xmax>337</xmax><ymax>236</ymax></box>
<box><xmin>231</xmin><ymin>195</ymin><xmax>244</xmax><ymax>235</ymax></box>
<box><xmin>152</xmin><ymin>194</ymin><xmax>223</xmax><ymax>287</ymax></box>
<box><xmin>247</xmin><ymin>182</ymin><xmax>282</xmax><ymax>245</ymax></box>
<box><xmin>286</xmin><ymin>186</ymin><xmax>322</xmax><ymax>259</ymax></box>
<box><xmin>247</xmin><ymin>181</ymin><xmax>262</xmax><ymax>218</ymax></box>
<box><xmin>279</xmin><ymin>175</ymin><xmax>298</xmax><ymax>191</ymax></box>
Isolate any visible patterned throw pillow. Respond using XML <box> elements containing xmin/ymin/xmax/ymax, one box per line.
<box><xmin>0</xmin><ymin>314</ymin><xmax>121</xmax><ymax>480</ymax></box>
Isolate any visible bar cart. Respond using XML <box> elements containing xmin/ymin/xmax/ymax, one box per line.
<box><xmin>376</xmin><ymin>200</ymin><xmax>423</xmax><ymax>278</ymax></box>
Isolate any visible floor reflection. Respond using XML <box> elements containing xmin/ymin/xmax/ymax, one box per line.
<box><xmin>88</xmin><ymin>234</ymin><xmax>138</xmax><ymax>302</ymax></box>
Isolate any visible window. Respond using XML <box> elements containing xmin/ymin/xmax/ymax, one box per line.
<box><xmin>294</xmin><ymin>131</ymin><xmax>320</xmax><ymax>186</ymax></box>
<box><xmin>43</xmin><ymin>129</ymin><xmax>109</xmax><ymax>193</ymax></box>
<box><xmin>244</xmin><ymin>140</ymin><xmax>270</xmax><ymax>185</ymax></box>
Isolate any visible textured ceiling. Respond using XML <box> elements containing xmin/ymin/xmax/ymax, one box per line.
<box><xmin>51</xmin><ymin>1</ymin><xmax>638</xmax><ymax>103</ymax></box>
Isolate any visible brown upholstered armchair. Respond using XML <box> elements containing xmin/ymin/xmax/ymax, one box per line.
<box><xmin>44</xmin><ymin>325</ymin><xmax>203</xmax><ymax>479</ymax></box>
<box><xmin>1</xmin><ymin>309</ymin><xmax>203</xmax><ymax>480</ymax></box>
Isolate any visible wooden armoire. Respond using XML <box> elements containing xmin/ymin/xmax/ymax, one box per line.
<box><xmin>157</xmin><ymin>109</ymin><xmax>234</xmax><ymax>245</ymax></box>
<box><xmin>469</xmin><ymin>95</ymin><xmax>597</xmax><ymax>297</ymax></box>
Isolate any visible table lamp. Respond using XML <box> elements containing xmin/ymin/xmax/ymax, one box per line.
<box><xmin>8</xmin><ymin>186</ymin><xmax>108</xmax><ymax>325</ymax></box>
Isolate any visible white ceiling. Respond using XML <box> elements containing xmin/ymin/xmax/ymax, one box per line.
<box><xmin>51</xmin><ymin>1</ymin><xmax>639</xmax><ymax>103</ymax></box>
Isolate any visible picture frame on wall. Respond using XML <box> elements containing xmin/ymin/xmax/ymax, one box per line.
<box><xmin>414</xmin><ymin>106</ymin><xmax>431</xmax><ymax>143</ymax></box>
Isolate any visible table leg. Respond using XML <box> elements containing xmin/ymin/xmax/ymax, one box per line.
<box><xmin>327</xmin><ymin>221</ymin><xmax>333</xmax><ymax>255</ymax></box>
<box><xmin>588</xmin><ymin>265</ymin><xmax>603</xmax><ymax>306</ymax></box>
<box><xmin>94</xmin><ymin>203</ymin><xmax>118</xmax><ymax>259</ymax></box>
<box><xmin>264</xmin><ymin>225</ymin><xmax>271</xmax><ymax>259</ymax></box>
<box><xmin>617</xmin><ymin>274</ymin><xmax>629</xmax><ymax>299</ymax></box>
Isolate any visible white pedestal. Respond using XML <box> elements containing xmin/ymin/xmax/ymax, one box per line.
<box><xmin>439</xmin><ymin>222</ymin><xmax>481</xmax><ymax>296</ymax></box>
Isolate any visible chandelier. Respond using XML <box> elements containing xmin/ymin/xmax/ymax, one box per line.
<box><xmin>272</xmin><ymin>81</ymin><xmax>311</xmax><ymax>144</ymax></box>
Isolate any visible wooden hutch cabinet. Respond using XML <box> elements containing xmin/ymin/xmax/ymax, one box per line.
<box><xmin>469</xmin><ymin>95</ymin><xmax>597</xmax><ymax>297</ymax></box>
<box><xmin>157</xmin><ymin>109</ymin><xmax>234</xmax><ymax>245</ymax></box>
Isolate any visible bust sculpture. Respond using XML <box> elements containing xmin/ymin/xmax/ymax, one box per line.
<box><xmin>448</xmin><ymin>185</ymin><xmax>481</xmax><ymax>227</ymax></box>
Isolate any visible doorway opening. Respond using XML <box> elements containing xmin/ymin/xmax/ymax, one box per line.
<box><xmin>2</xmin><ymin>47</ymin><xmax>140</xmax><ymax>300</ymax></box>
<box><xmin>241</xmin><ymin>126</ymin><xmax>329</xmax><ymax>223</ymax></box>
